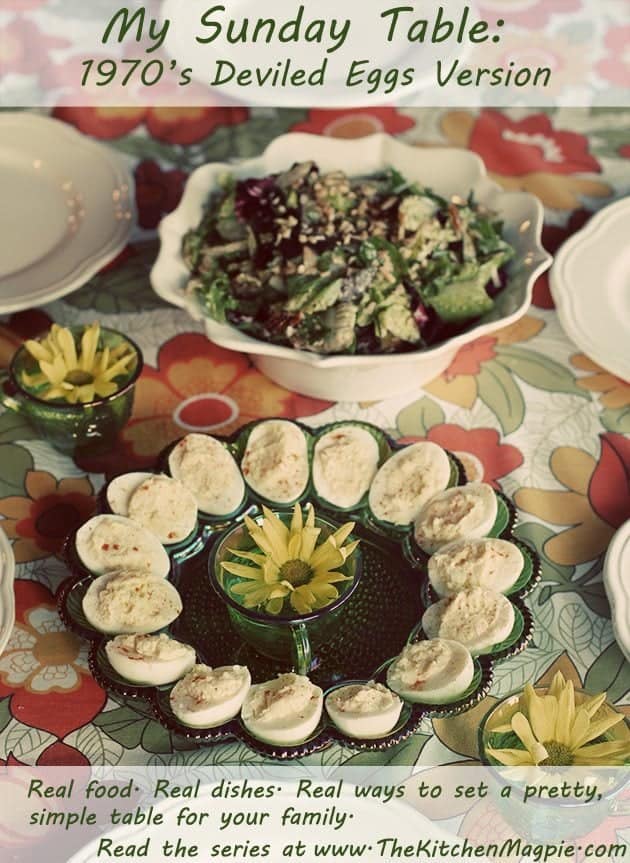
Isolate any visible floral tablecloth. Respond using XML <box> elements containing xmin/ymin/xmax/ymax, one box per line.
<box><xmin>0</xmin><ymin>106</ymin><xmax>629</xmax><ymax>770</ymax></box>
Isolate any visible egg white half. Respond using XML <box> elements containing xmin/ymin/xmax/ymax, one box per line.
<box><xmin>241</xmin><ymin>420</ymin><xmax>309</xmax><ymax>504</ymax></box>
<box><xmin>168</xmin><ymin>433</ymin><xmax>245</xmax><ymax>516</ymax></box>
<box><xmin>413</xmin><ymin>482</ymin><xmax>498</xmax><ymax>554</ymax></box>
<box><xmin>325</xmin><ymin>682</ymin><xmax>403</xmax><ymax>739</ymax></box>
<box><xmin>240</xmin><ymin>673</ymin><xmax>323</xmax><ymax>746</ymax></box>
<box><xmin>105</xmin><ymin>633</ymin><xmax>195</xmax><ymax>685</ymax></box>
<box><xmin>386</xmin><ymin>639</ymin><xmax>474</xmax><ymax>704</ymax></box>
<box><xmin>106</xmin><ymin>472</ymin><xmax>154</xmax><ymax>517</ymax></box>
<box><xmin>82</xmin><ymin>570</ymin><xmax>182</xmax><ymax>635</ymax></box>
<box><xmin>170</xmin><ymin>664</ymin><xmax>251</xmax><ymax>728</ymax></box>
<box><xmin>313</xmin><ymin>426</ymin><xmax>380</xmax><ymax>509</ymax></box>
<box><xmin>368</xmin><ymin>442</ymin><xmax>451</xmax><ymax>526</ymax></box>
<box><xmin>422</xmin><ymin>588</ymin><xmax>515</xmax><ymax>655</ymax></box>
<box><xmin>75</xmin><ymin>514</ymin><xmax>170</xmax><ymax>578</ymax></box>
<box><xmin>126</xmin><ymin>474</ymin><xmax>198</xmax><ymax>545</ymax></box>
<box><xmin>428</xmin><ymin>538</ymin><xmax>524</xmax><ymax>597</ymax></box>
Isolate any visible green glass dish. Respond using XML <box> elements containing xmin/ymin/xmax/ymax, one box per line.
<box><xmin>210</xmin><ymin>513</ymin><xmax>362</xmax><ymax>675</ymax></box>
<box><xmin>0</xmin><ymin>326</ymin><xmax>142</xmax><ymax>457</ymax></box>
<box><xmin>57</xmin><ymin>418</ymin><xmax>533</xmax><ymax>759</ymax></box>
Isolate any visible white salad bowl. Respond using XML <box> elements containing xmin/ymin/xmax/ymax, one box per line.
<box><xmin>151</xmin><ymin>133</ymin><xmax>551</xmax><ymax>401</ymax></box>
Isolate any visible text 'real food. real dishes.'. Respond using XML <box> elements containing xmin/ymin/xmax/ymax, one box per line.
<box><xmin>182</xmin><ymin>162</ymin><xmax>514</xmax><ymax>355</ymax></box>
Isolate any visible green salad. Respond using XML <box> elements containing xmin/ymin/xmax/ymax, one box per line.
<box><xmin>182</xmin><ymin>161</ymin><xmax>514</xmax><ymax>354</ymax></box>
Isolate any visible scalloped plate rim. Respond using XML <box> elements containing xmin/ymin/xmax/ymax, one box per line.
<box><xmin>0</xmin><ymin>530</ymin><xmax>15</xmax><ymax>658</ymax></box>
<box><xmin>603</xmin><ymin>519</ymin><xmax>630</xmax><ymax>664</ymax></box>
<box><xmin>551</xmin><ymin>197</ymin><xmax>630</xmax><ymax>383</ymax></box>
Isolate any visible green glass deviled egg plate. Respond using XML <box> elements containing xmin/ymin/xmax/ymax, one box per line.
<box><xmin>58</xmin><ymin>418</ymin><xmax>537</xmax><ymax>759</ymax></box>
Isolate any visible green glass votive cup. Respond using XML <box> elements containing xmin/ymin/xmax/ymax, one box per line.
<box><xmin>0</xmin><ymin>326</ymin><xmax>142</xmax><ymax>457</ymax></box>
<box><xmin>210</xmin><ymin>514</ymin><xmax>362</xmax><ymax>675</ymax></box>
<box><xmin>478</xmin><ymin>687</ymin><xmax>630</xmax><ymax>841</ymax></box>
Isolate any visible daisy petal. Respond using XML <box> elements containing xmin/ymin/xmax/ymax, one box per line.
<box><xmin>310</xmin><ymin>570</ymin><xmax>349</xmax><ymax>584</ymax></box>
<box><xmin>486</xmin><ymin>747</ymin><xmax>535</xmax><ymax>767</ymax></box>
<box><xmin>331</xmin><ymin>521</ymin><xmax>355</xmax><ymax>547</ymax></box>
<box><xmin>308</xmin><ymin>540</ymin><xmax>344</xmax><ymax>572</ymax></box>
<box><xmin>523</xmin><ymin>685</ymin><xmax>555</xmax><ymax>743</ymax></box>
<box><xmin>512</xmin><ymin>712</ymin><xmax>548</xmax><ymax>765</ymax></box>
<box><xmin>572</xmin><ymin>740</ymin><xmax>630</xmax><ymax>762</ymax></box>
<box><xmin>572</xmin><ymin>712</ymin><xmax>625</xmax><ymax>749</ymax></box>
<box><xmin>24</xmin><ymin>339</ymin><xmax>53</xmax><ymax>363</ymax></box>
<box><xmin>221</xmin><ymin>561</ymin><xmax>264</xmax><ymax>580</ymax></box>
<box><xmin>579</xmin><ymin>692</ymin><xmax>607</xmax><ymax>719</ymax></box>
<box><xmin>299</xmin><ymin>526</ymin><xmax>321</xmax><ymax>562</ymax></box>
<box><xmin>265</xmin><ymin>596</ymin><xmax>285</xmax><ymax>615</ymax></box>
<box><xmin>555</xmin><ymin>680</ymin><xmax>575</xmax><ymax>746</ymax></box>
<box><xmin>289</xmin><ymin>503</ymin><xmax>303</xmax><ymax>535</ymax></box>
<box><xmin>55</xmin><ymin>327</ymin><xmax>78</xmax><ymax>368</ymax></box>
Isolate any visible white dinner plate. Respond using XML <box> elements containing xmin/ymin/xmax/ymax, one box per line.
<box><xmin>551</xmin><ymin>197</ymin><xmax>630</xmax><ymax>383</ymax></box>
<box><xmin>603</xmin><ymin>520</ymin><xmax>630</xmax><ymax>665</ymax></box>
<box><xmin>0</xmin><ymin>113</ymin><xmax>134</xmax><ymax>313</ymax></box>
<box><xmin>0</xmin><ymin>528</ymin><xmax>16</xmax><ymax>657</ymax></box>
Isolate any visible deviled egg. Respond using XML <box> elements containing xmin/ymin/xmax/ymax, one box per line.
<box><xmin>121</xmin><ymin>474</ymin><xmax>198</xmax><ymax>545</ymax></box>
<box><xmin>421</xmin><ymin>588</ymin><xmax>515</xmax><ymax>655</ymax></box>
<box><xmin>325</xmin><ymin>682</ymin><xmax>403</xmax><ymax>739</ymax></box>
<box><xmin>241</xmin><ymin>420</ymin><xmax>309</xmax><ymax>504</ymax></box>
<box><xmin>312</xmin><ymin>425</ymin><xmax>380</xmax><ymax>509</ymax></box>
<box><xmin>74</xmin><ymin>514</ymin><xmax>170</xmax><ymax>578</ymax></box>
<box><xmin>413</xmin><ymin>482</ymin><xmax>498</xmax><ymax>554</ymax></box>
<box><xmin>452</xmin><ymin>451</ymin><xmax>484</xmax><ymax>483</ymax></box>
<box><xmin>170</xmin><ymin>664</ymin><xmax>251</xmax><ymax>728</ymax></box>
<box><xmin>428</xmin><ymin>538</ymin><xmax>524</xmax><ymax>597</ymax></box>
<box><xmin>106</xmin><ymin>472</ymin><xmax>153</xmax><ymax>516</ymax></box>
<box><xmin>368</xmin><ymin>442</ymin><xmax>451</xmax><ymax>526</ymax></box>
<box><xmin>82</xmin><ymin>570</ymin><xmax>182</xmax><ymax>634</ymax></box>
<box><xmin>168</xmin><ymin>433</ymin><xmax>245</xmax><ymax>516</ymax></box>
<box><xmin>240</xmin><ymin>673</ymin><xmax>323</xmax><ymax>746</ymax></box>
<box><xmin>105</xmin><ymin>633</ymin><xmax>195</xmax><ymax>685</ymax></box>
<box><xmin>386</xmin><ymin>639</ymin><xmax>475</xmax><ymax>704</ymax></box>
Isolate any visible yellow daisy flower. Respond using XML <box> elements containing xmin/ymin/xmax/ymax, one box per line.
<box><xmin>22</xmin><ymin>322</ymin><xmax>135</xmax><ymax>404</ymax></box>
<box><xmin>221</xmin><ymin>504</ymin><xmax>359</xmax><ymax>616</ymax></box>
<box><xmin>486</xmin><ymin>672</ymin><xmax>630</xmax><ymax>767</ymax></box>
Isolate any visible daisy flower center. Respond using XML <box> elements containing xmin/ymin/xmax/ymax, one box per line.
<box><xmin>64</xmin><ymin>369</ymin><xmax>94</xmax><ymax>386</ymax></box>
<box><xmin>541</xmin><ymin>741</ymin><xmax>573</xmax><ymax>766</ymax></box>
<box><xmin>279</xmin><ymin>559</ymin><xmax>313</xmax><ymax>587</ymax></box>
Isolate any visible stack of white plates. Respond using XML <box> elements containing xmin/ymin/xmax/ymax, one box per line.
<box><xmin>0</xmin><ymin>113</ymin><xmax>134</xmax><ymax>314</ymax></box>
